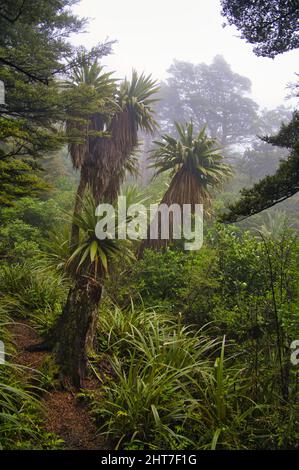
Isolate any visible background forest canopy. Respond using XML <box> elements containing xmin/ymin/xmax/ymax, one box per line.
<box><xmin>0</xmin><ymin>0</ymin><xmax>298</xmax><ymax>221</ymax></box>
<box><xmin>0</xmin><ymin>0</ymin><xmax>299</xmax><ymax>452</ymax></box>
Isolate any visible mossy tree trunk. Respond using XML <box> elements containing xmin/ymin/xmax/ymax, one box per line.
<box><xmin>55</xmin><ymin>275</ymin><xmax>102</xmax><ymax>388</ymax></box>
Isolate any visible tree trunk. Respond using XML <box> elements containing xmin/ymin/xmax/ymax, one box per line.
<box><xmin>70</xmin><ymin>174</ymin><xmax>87</xmax><ymax>249</ymax></box>
<box><xmin>55</xmin><ymin>275</ymin><xmax>102</xmax><ymax>388</ymax></box>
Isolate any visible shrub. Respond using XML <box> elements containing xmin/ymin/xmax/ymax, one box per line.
<box><xmin>90</xmin><ymin>303</ymin><xmax>256</xmax><ymax>449</ymax></box>
<box><xmin>0</xmin><ymin>263</ymin><xmax>67</xmax><ymax>334</ymax></box>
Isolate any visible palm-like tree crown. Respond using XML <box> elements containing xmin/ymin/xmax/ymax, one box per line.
<box><xmin>66</xmin><ymin>63</ymin><xmax>159</xmax><ymax>203</ymax></box>
<box><xmin>69</xmin><ymin>203</ymin><xmax>133</xmax><ymax>278</ymax></box>
<box><xmin>88</xmin><ymin>70</ymin><xmax>159</xmax><ymax>203</ymax></box>
<box><xmin>117</xmin><ymin>70</ymin><xmax>159</xmax><ymax>133</ymax></box>
<box><xmin>65</xmin><ymin>59</ymin><xmax>116</xmax><ymax>171</ymax></box>
<box><xmin>66</xmin><ymin>59</ymin><xmax>117</xmax><ymax>93</ymax></box>
<box><xmin>151</xmin><ymin>122</ymin><xmax>232</xmax><ymax>212</ymax></box>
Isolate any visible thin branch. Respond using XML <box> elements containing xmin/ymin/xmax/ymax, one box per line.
<box><xmin>0</xmin><ymin>0</ymin><xmax>26</xmax><ymax>24</ymax></box>
<box><xmin>0</xmin><ymin>57</ymin><xmax>49</xmax><ymax>84</ymax></box>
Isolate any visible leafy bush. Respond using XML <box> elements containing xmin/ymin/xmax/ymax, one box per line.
<box><xmin>0</xmin><ymin>219</ymin><xmax>41</xmax><ymax>262</ymax></box>
<box><xmin>88</xmin><ymin>303</ymin><xmax>259</xmax><ymax>449</ymax></box>
<box><xmin>94</xmin><ymin>222</ymin><xmax>299</xmax><ymax>449</ymax></box>
<box><xmin>0</xmin><ymin>262</ymin><xmax>67</xmax><ymax>334</ymax></box>
<box><xmin>105</xmin><ymin>246</ymin><xmax>219</xmax><ymax>324</ymax></box>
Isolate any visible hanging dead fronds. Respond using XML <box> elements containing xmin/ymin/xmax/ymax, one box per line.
<box><xmin>140</xmin><ymin>122</ymin><xmax>232</xmax><ymax>253</ymax></box>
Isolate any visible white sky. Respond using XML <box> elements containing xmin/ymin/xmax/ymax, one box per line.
<box><xmin>71</xmin><ymin>0</ymin><xmax>298</xmax><ymax>109</ymax></box>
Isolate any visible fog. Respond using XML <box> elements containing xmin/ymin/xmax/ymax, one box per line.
<box><xmin>71</xmin><ymin>0</ymin><xmax>298</xmax><ymax>109</ymax></box>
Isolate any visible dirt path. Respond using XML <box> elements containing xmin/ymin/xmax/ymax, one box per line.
<box><xmin>11</xmin><ymin>320</ymin><xmax>106</xmax><ymax>450</ymax></box>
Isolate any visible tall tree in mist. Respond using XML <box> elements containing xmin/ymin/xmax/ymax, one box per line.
<box><xmin>156</xmin><ymin>56</ymin><xmax>259</xmax><ymax>147</ymax></box>
<box><xmin>54</xmin><ymin>67</ymin><xmax>159</xmax><ymax>387</ymax></box>
<box><xmin>65</xmin><ymin>60</ymin><xmax>117</xmax><ymax>247</ymax></box>
<box><xmin>141</xmin><ymin>122</ymin><xmax>231</xmax><ymax>252</ymax></box>
<box><xmin>66</xmin><ymin>66</ymin><xmax>158</xmax><ymax>248</ymax></box>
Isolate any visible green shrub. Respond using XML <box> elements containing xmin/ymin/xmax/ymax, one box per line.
<box><xmin>90</xmin><ymin>303</ymin><xmax>257</xmax><ymax>449</ymax></box>
<box><xmin>0</xmin><ymin>262</ymin><xmax>67</xmax><ymax>334</ymax></box>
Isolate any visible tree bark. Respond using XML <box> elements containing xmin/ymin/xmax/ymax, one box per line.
<box><xmin>55</xmin><ymin>275</ymin><xmax>102</xmax><ymax>388</ymax></box>
<box><xmin>70</xmin><ymin>174</ymin><xmax>87</xmax><ymax>249</ymax></box>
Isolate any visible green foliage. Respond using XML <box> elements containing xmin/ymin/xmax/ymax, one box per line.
<box><xmin>222</xmin><ymin>144</ymin><xmax>299</xmax><ymax>223</ymax></box>
<box><xmin>0</xmin><ymin>262</ymin><xmax>67</xmax><ymax>334</ymax></box>
<box><xmin>222</xmin><ymin>107</ymin><xmax>299</xmax><ymax>223</ymax></box>
<box><xmin>0</xmin><ymin>157</ymin><xmax>48</xmax><ymax>207</ymax></box>
<box><xmin>1</xmin><ymin>192</ymin><xmax>299</xmax><ymax>449</ymax></box>
<box><xmin>0</xmin><ymin>194</ymin><xmax>75</xmax><ymax>263</ymax></box>
<box><xmin>0</xmin><ymin>301</ymin><xmax>63</xmax><ymax>449</ymax></box>
<box><xmin>1</xmin><ymin>197</ymin><xmax>62</xmax><ymax>233</ymax></box>
<box><xmin>0</xmin><ymin>0</ymin><xmax>114</xmax><ymax>207</ymax></box>
<box><xmin>117</xmin><ymin>71</ymin><xmax>159</xmax><ymax>134</ymax></box>
<box><xmin>221</xmin><ymin>0</ymin><xmax>299</xmax><ymax>58</ymax></box>
<box><xmin>1</xmin><ymin>2</ymin><xmax>299</xmax><ymax>448</ymax></box>
<box><xmin>90</xmin><ymin>303</ymin><xmax>225</xmax><ymax>449</ymax></box>
<box><xmin>0</xmin><ymin>0</ymin><xmax>86</xmax><ymax>157</ymax></box>
<box><xmin>105</xmin><ymin>247</ymin><xmax>219</xmax><ymax>323</ymax></box>
<box><xmin>263</xmin><ymin>111</ymin><xmax>299</xmax><ymax>149</ymax></box>
<box><xmin>152</xmin><ymin>122</ymin><xmax>231</xmax><ymax>184</ymax></box>
<box><xmin>67</xmin><ymin>196</ymin><xmax>134</xmax><ymax>279</ymax></box>
<box><xmin>101</xmin><ymin>222</ymin><xmax>299</xmax><ymax>448</ymax></box>
<box><xmin>86</xmin><ymin>303</ymin><xmax>263</xmax><ymax>450</ymax></box>
<box><xmin>0</xmin><ymin>219</ymin><xmax>41</xmax><ymax>262</ymax></box>
<box><xmin>38</xmin><ymin>356</ymin><xmax>60</xmax><ymax>391</ymax></box>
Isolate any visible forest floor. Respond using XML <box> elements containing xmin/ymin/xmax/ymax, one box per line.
<box><xmin>11</xmin><ymin>320</ymin><xmax>106</xmax><ymax>450</ymax></box>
